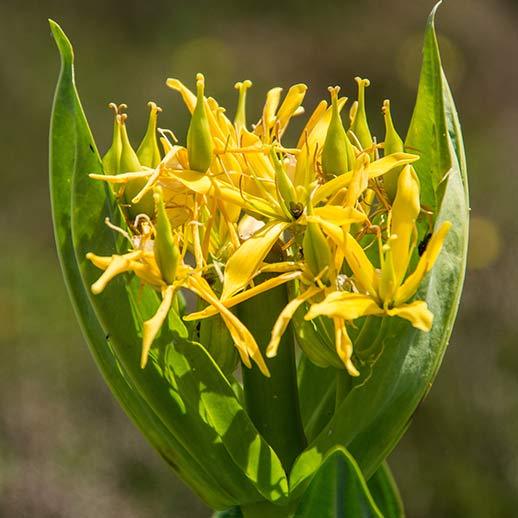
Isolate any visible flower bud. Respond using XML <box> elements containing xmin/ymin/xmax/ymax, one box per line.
<box><xmin>349</xmin><ymin>77</ymin><xmax>374</xmax><ymax>153</ymax></box>
<box><xmin>119</xmin><ymin>113</ymin><xmax>155</xmax><ymax>218</ymax></box>
<box><xmin>382</xmin><ymin>99</ymin><xmax>405</xmax><ymax>201</ymax></box>
<box><xmin>102</xmin><ymin>103</ymin><xmax>124</xmax><ymax>174</ymax></box>
<box><xmin>153</xmin><ymin>187</ymin><xmax>179</xmax><ymax>285</ymax></box>
<box><xmin>303</xmin><ymin>204</ymin><xmax>332</xmax><ymax>281</ymax></box>
<box><xmin>270</xmin><ymin>148</ymin><xmax>298</xmax><ymax>218</ymax></box>
<box><xmin>187</xmin><ymin>73</ymin><xmax>213</xmax><ymax>172</ymax></box>
<box><xmin>322</xmin><ymin>86</ymin><xmax>354</xmax><ymax>179</ymax></box>
<box><xmin>137</xmin><ymin>101</ymin><xmax>162</xmax><ymax>168</ymax></box>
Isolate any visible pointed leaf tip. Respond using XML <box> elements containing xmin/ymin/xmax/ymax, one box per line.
<box><xmin>49</xmin><ymin>19</ymin><xmax>74</xmax><ymax>66</ymax></box>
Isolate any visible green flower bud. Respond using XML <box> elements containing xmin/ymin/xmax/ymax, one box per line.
<box><xmin>118</xmin><ymin>113</ymin><xmax>154</xmax><ymax>218</ymax></box>
<box><xmin>349</xmin><ymin>77</ymin><xmax>374</xmax><ymax>153</ymax></box>
<box><xmin>270</xmin><ymin>148</ymin><xmax>298</xmax><ymax>219</ymax></box>
<box><xmin>233</xmin><ymin>80</ymin><xmax>252</xmax><ymax>135</ymax></box>
<box><xmin>382</xmin><ymin>99</ymin><xmax>405</xmax><ymax>202</ymax></box>
<box><xmin>153</xmin><ymin>187</ymin><xmax>179</xmax><ymax>285</ymax></box>
<box><xmin>322</xmin><ymin>86</ymin><xmax>355</xmax><ymax>179</ymax></box>
<box><xmin>102</xmin><ymin>103</ymin><xmax>125</xmax><ymax>174</ymax></box>
<box><xmin>187</xmin><ymin>73</ymin><xmax>213</xmax><ymax>172</ymax></box>
<box><xmin>199</xmin><ymin>315</ymin><xmax>239</xmax><ymax>377</ymax></box>
<box><xmin>303</xmin><ymin>204</ymin><xmax>332</xmax><ymax>281</ymax></box>
<box><xmin>137</xmin><ymin>101</ymin><xmax>162</xmax><ymax>168</ymax></box>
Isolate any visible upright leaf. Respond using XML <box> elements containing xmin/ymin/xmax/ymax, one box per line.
<box><xmin>49</xmin><ymin>20</ymin><xmax>233</xmax><ymax>509</ymax></box>
<box><xmin>290</xmin><ymin>1</ymin><xmax>469</xmax><ymax>490</ymax></box>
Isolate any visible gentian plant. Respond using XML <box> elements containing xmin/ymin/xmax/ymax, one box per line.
<box><xmin>49</xmin><ymin>3</ymin><xmax>468</xmax><ymax>516</ymax></box>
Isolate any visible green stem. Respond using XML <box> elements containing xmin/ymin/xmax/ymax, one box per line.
<box><xmin>237</xmin><ymin>284</ymin><xmax>307</xmax><ymax>473</ymax></box>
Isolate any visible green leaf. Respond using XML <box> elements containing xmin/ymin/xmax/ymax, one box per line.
<box><xmin>48</xmin><ymin>20</ymin><xmax>234</xmax><ymax>510</ymax></box>
<box><xmin>368</xmin><ymin>463</ymin><xmax>405</xmax><ymax>518</ymax></box>
<box><xmin>293</xmin><ymin>448</ymin><xmax>383</xmax><ymax>518</ymax></box>
<box><xmin>405</xmin><ymin>1</ymin><xmax>451</xmax><ymax>211</ymax></box>
<box><xmin>49</xmin><ymin>20</ymin><xmax>289</xmax><ymax>507</ymax></box>
<box><xmin>297</xmin><ymin>355</ymin><xmax>337</xmax><ymax>442</ymax></box>
<box><xmin>289</xmin><ymin>0</ymin><xmax>469</xmax><ymax>491</ymax></box>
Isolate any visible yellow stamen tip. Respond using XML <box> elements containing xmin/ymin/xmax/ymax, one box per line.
<box><xmin>355</xmin><ymin>77</ymin><xmax>371</xmax><ymax>88</ymax></box>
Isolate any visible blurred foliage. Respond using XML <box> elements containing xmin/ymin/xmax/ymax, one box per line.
<box><xmin>1</xmin><ymin>0</ymin><xmax>517</xmax><ymax>516</ymax></box>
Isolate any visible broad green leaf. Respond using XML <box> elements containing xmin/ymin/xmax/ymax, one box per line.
<box><xmin>294</xmin><ymin>448</ymin><xmax>383</xmax><ymax>518</ymax></box>
<box><xmin>49</xmin><ymin>20</ymin><xmax>233</xmax><ymax>510</ymax></box>
<box><xmin>290</xmin><ymin>0</ymin><xmax>469</xmax><ymax>490</ymax></box>
<box><xmin>297</xmin><ymin>355</ymin><xmax>337</xmax><ymax>442</ymax></box>
<box><xmin>52</xmin><ymin>25</ymin><xmax>286</xmax><ymax>508</ymax></box>
<box><xmin>368</xmin><ymin>463</ymin><xmax>405</xmax><ymax>518</ymax></box>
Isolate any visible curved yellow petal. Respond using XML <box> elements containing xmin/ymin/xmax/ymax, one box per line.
<box><xmin>390</xmin><ymin>165</ymin><xmax>421</xmax><ymax>283</ymax></box>
<box><xmin>266</xmin><ymin>286</ymin><xmax>321</xmax><ymax>358</ymax></box>
<box><xmin>305</xmin><ymin>292</ymin><xmax>383</xmax><ymax>321</ymax></box>
<box><xmin>333</xmin><ymin>318</ymin><xmax>360</xmax><ymax>377</ymax></box>
<box><xmin>222</xmin><ymin>221</ymin><xmax>288</xmax><ymax>299</ymax></box>
<box><xmin>395</xmin><ymin>221</ymin><xmax>452</xmax><ymax>304</ymax></box>
<box><xmin>386</xmin><ymin>300</ymin><xmax>433</xmax><ymax>332</ymax></box>
<box><xmin>312</xmin><ymin>205</ymin><xmax>367</xmax><ymax>226</ymax></box>
<box><xmin>187</xmin><ymin>276</ymin><xmax>270</xmax><ymax>376</ymax></box>
<box><xmin>313</xmin><ymin>152</ymin><xmax>419</xmax><ymax>204</ymax></box>
<box><xmin>141</xmin><ymin>285</ymin><xmax>175</xmax><ymax>368</ymax></box>
<box><xmin>185</xmin><ymin>271</ymin><xmax>302</xmax><ymax>321</ymax></box>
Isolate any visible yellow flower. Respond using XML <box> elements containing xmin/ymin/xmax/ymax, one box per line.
<box><xmin>304</xmin><ymin>165</ymin><xmax>452</xmax><ymax>371</ymax></box>
<box><xmin>85</xmin><ymin>73</ymin><xmax>451</xmax><ymax>380</ymax></box>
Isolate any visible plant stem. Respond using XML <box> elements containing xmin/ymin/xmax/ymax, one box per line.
<box><xmin>238</xmin><ymin>284</ymin><xmax>307</xmax><ymax>473</ymax></box>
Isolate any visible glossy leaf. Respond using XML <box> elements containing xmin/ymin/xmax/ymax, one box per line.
<box><xmin>50</xmin><ymin>20</ymin><xmax>288</xmax><ymax>509</ymax></box>
<box><xmin>368</xmin><ymin>463</ymin><xmax>405</xmax><ymax>518</ymax></box>
<box><xmin>294</xmin><ymin>448</ymin><xmax>382</xmax><ymax>518</ymax></box>
<box><xmin>290</xmin><ymin>0</ymin><xmax>469</xmax><ymax>491</ymax></box>
<box><xmin>48</xmin><ymin>20</ymin><xmax>235</xmax><ymax>509</ymax></box>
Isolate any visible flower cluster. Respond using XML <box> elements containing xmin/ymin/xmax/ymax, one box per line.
<box><xmin>87</xmin><ymin>73</ymin><xmax>450</xmax><ymax>377</ymax></box>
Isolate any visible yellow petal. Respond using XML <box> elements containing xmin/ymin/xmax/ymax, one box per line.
<box><xmin>395</xmin><ymin>221</ymin><xmax>452</xmax><ymax>304</ymax></box>
<box><xmin>170</xmin><ymin>169</ymin><xmax>212</xmax><ymax>194</ymax></box>
<box><xmin>266</xmin><ymin>286</ymin><xmax>321</xmax><ymax>358</ymax></box>
<box><xmin>187</xmin><ymin>276</ymin><xmax>270</xmax><ymax>376</ymax></box>
<box><xmin>222</xmin><ymin>221</ymin><xmax>289</xmax><ymax>299</ymax></box>
<box><xmin>257</xmin><ymin>87</ymin><xmax>283</xmax><ymax>136</ymax></box>
<box><xmin>305</xmin><ymin>292</ymin><xmax>383</xmax><ymax>321</ymax></box>
<box><xmin>276</xmin><ymin>84</ymin><xmax>308</xmax><ymax>134</ymax></box>
<box><xmin>390</xmin><ymin>165</ymin><xmax>421</xmax><ymax>283</ymax></box>
<box><xmin>313</xmin><ymin>220</ymin><xmax>379</xmax><ymax>297</ymax></box>
<box><xmin>344</xmin><ymin>154</ymin><xmax>370</xmax><ymax>207</ymax></box>
<box><xmin>185</xmin><ymin>271</ymin><xmax>302</xmax><ymax>320</ymax></box>
<box><xmin>386</xmin><ymin>300</ymin><xmax>433</xmax><ymax>331</ymax></box>
<box><xmin>333</xmin><ymin>318</ymin><xmax>360</xmax><ymax>377</ymax></box>
<box><xmin>87</xmin><ymin>252</ymin><xmax>142</xmax><ymax>295</ymax></box>
<box><xmin>141</xmin><ymin>285</ymin><xmax>175</xmax><ymax>368</ymax></box>
<box><xmin>296</xmin><ymin>100</ymin><xmax>328</xmax><ymax>149</ymax></box>
<box><xmin>312</xmin><ymin>205</ymin><xmax>366</xmax><ymax>226</ymax></box>
<box><xmin>312</xmin><ymin>152</ymin><xmax>419</xmax><ymax>204</ymax></box>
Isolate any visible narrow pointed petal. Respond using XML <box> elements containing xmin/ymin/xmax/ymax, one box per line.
<box><xmin>185</xmin><ymin>271</ymin><xmax>302</xmax><ymax>320</ymax></box>
<box><xmin>390</xmin><ymin>165</ymin><xmax>421</xmax><ymax>283</ymax></box>
<box><xmin>305</xmin><ymin>292</ymin><xmax>383</xmax><ymax>321</ymax></box>
<box><xmin>222</xmin><ymin>221</ymin><xmax>289</xmax><ymax>300</ymax></box>
<box><xmin>395</xmin><ymin>221</ymin><xmax>452</xmax><ymax>304</ymax></box>
<box><xmin>141</xmin><ymin>285</ymin><xmax>175</xmax><ymax>368</ymax></box>
<box><xmin>313</xmin><ymin>152</ymin><xmax>419</xmax><ymax>204</ymax></box>
<box><xmin>266</xmin><ymin>286</ymin><xmax>321</xmax><ymax>358</ymax></box>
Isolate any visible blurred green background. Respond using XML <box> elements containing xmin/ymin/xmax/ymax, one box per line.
<box><xmin>1</xmin><ymin>0</ymin><xmax>517</xmax><ymax>516</ymax></box>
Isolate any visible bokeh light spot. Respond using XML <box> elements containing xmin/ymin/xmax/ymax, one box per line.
<box><xmin>468</xmin><ymin>216</ymin><xmax>502</xmax><ymax>270</ymax></box>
